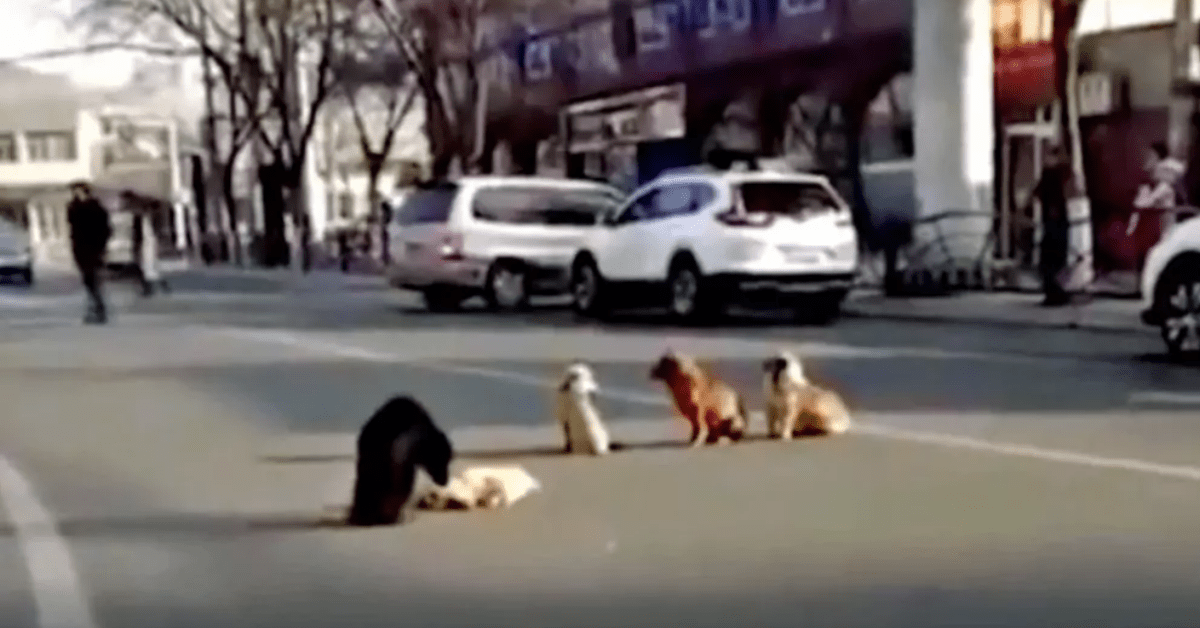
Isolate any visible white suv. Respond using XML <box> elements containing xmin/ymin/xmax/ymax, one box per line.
<box><xmin>568</xmin><ymin>168</ymin><xmax>858</xmax><ymax>322</ymax></box>
<box><xmin>1139</xmin><ymin>214</ymin><xmax>1200</xmax><ymax>358</ymax></box>
<box><xmin>387</xmin><ymin>176</ymin><xmax>624</xmax><ymax>312</ymax></box>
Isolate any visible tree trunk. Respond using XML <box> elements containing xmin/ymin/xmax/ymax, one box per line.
<box><xmin>366</xmin><ymin>158</ymin><xmax>387</xmax><ymax>265</ymax></box>
<box><xmin>1052</xmin><ymin>0</ymin><xmax>1093</xmax><ymax>291</ymax></box>
<box><xmin>220</xmin><ymin>162</ymin><xmax>244</xmax><ymax>266</ymax></box>
<box><xmin>1169</xmin><ymin>0</ymin><xmax>1195</xmax><ymax>160</ymax></box>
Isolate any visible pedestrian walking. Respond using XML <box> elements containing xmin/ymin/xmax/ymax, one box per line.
<box><xmin>128</xmin><ymin>195</ymin><xmax>169</xmax><ymax>297</ymax></box>
<box><xmin>66</xmin><ymin>181</ymin><xmax>112</xmax><ymax>324</ymax></box>
<box><xmin>1031</xmin><ymin>145</ymin><xmax>1073</xmax><ymax>307</ymax></box>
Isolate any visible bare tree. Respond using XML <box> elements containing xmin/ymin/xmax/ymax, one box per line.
<box><xmin>75</xmin><ymin>0</ymin><xmax>353</xmax><ymax>270</ymax></box>
<box><xmin>370</xmin><ymin>0</ymin><xmax>537</xmax><ymax>179</ymax></box>
<box><xmin>1050</xmin><ymin>0</ymin><xmax>1092</xmax><ymax>287</ymax></box>
<box><xmin>334</xmin><ymin>11</ymin><xmax>418</xmax><ymax>263</ymax></box>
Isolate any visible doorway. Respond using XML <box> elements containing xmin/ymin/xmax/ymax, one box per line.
<box><xmin>999</xmin><ymin>115</ymin><xmax>1058</xmax><ymax>271</ymax></box>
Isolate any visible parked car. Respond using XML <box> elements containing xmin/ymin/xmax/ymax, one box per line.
<box><xmin>386</xmin><ymin>176</ymin><xmax>625</xmax><ymax>312</ymax></box>
<box><xmin>568</xmin><ymin>166</ymin><xmax>859</xmax><ymax>323</ymax></box>
<box><xmin>1139</xmin><ymin>213</ymin><xmax>1200</xmax><ymax>358</ymax></box>
<box><xmin>0</xmin><ymin>216</ymin><xmax>33</xmax><ymax>285</ymax></box>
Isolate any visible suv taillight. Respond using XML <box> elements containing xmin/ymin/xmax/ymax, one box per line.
<box><xmin>438</xmin><ymin>233</ymin><xmax>464</xmax><ymax>261</ymax></box>
<box><xmin>716</xmin><ymin>210</ymin><xmax>774</xmax><ymax>227</ymax></box>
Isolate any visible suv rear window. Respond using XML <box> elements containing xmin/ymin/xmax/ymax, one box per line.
<box><xmin>472</xmin><ymin>186</ymin><xmax>619</xmax><ymax>226</ymax></box>
<box><xmin>736</xmin><ymin>181</ymin><xmax>843</xmax><ymax>216</ymax></box>
<box><xmin>394</xmin><ymin>185</ymin><xmax>457</xmax><ymax>225</ymax></box>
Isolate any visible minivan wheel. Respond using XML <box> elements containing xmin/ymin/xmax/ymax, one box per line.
<box><xmin>571</xmin><ymin>258</ymin><xmax>608</xmax><ymax>318</ymax></box>
<box><xmin>422</xmin><ymin>287</ymin><xmax>465</xmax><ymax>313</ymax></box>
<box><xmin>666</xmin><ymin>259</ymin><xmax>717</xmax><ymax>323</ymax></box>
<box><xmin>1156</xmin><ymin>261</ymin><xmax>1200</xmax><ymax>360</ymax></box>
<box><xmin>483</xmin><ymin>261</ymin><xmax>530</xmax><ymax>311</ymax></box>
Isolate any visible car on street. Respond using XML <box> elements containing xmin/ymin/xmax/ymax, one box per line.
<box><xmin>0</xmin><ymin>216</ymin><xmax>33</xmax><ymax>285</ymax></box>
<box><xmin>386</xmin><ymin>176</ymin><xmax>625</xmax><ymax>312</ymax></box>
<box><xmin>1139</xmin><ymin>213</ymin><xmax>1200</xmax><ymax>358</ymax></box>
<box><xmin>568</xmin><ymin>166</ymin><xmax>859</xmax><ymax>323</ymax></box>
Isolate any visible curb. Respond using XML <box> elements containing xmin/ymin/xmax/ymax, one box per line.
<box><xmin>842</xmin><ymin>306</ymin><xmax>1149</xmax><ymax>335</ymax></box>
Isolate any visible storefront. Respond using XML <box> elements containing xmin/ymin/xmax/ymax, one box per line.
<box><xmin>562</xmin><ymin>83</ymin><xmax>689</xmax><ymax>192</ymax></box>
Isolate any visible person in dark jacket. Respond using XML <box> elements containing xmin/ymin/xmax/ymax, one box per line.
<box><xmin>67</xmin><ymin>182</ymin><xmax>112</xmax><ymax>324</ymax></box>
<box><xmin>1031</xmin><ymin>145</ymin><xmax>1072</xmax><ymax>307</ymax></box>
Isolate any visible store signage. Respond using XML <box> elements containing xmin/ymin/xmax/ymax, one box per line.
<box><xmin>566</xmin><ymin>84</ymin><xmax>687</xmax><ymax>153</ymax></box>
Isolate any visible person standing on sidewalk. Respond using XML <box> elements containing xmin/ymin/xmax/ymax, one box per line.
<box><xmin>1031</xmin><ymin>145</ymin><xmax>1072</xmax><ymax>307</ymax></box>
<box><xmin>66</xmin><ymin>182</ymin><xmax>113</xmax><ymax>324</ymax></box>
<box><xmin>128</xmin><ymin>193</ymin><xmax>170</xmax><ymax>297</ymax></box>
<box><xmin>1128</xmin><ymin>141</ymin><xmax>1188</xmax><ymax>243</ymax></box>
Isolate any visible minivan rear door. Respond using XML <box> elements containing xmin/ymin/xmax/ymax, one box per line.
<box><xmin>388</xmin><ymin>183</ymin><xmax>460</xmax><ymax>265</ymax></box>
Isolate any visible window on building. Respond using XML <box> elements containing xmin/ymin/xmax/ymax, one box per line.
<box><xmin>24</xmin><ymin>131</ymin><xmax>77</xmax><ymax>162</ymax></box>
<box><xmin>0</xmin><ymin>134</ymin><xmax>16</xmax><ymax>162</ymax></box>
<box><xmin>993</xmin><ymin>0</ymin><xmax>1052</xmax><ymax>49</ymax></box>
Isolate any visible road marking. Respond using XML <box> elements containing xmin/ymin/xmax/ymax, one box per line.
<box><xmin>0</xmin><ymin>456</ymin><xmax>100</xmax><ymax>628</ymax></box>
<box><xmin>221</xmin><ymin>328</ymin><xmax>1200</xmax><ymax>483</ymax></box>
<box><xmin>1129</xmin><ymin>391</ymin><xmax>1200</xmax><ymax>405</ymax></box>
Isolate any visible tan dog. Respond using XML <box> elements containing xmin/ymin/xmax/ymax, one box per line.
<box><xmin>762</xmin><ymin>351</ymin><xmax>851</xmax><ymax>439</ymax></box>
<box><xmin>416</xmin><ymin>465</ymin><xmax>542</xmax><ymax>511</ymax></box>
<box><xmin>650</xmin><ymin>351</ymin><xmax>748</xmax><ymax>447</ymax></box>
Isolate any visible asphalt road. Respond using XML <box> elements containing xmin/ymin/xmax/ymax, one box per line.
<box><xmin>3</xmin><ymin>269</ymin><xmax>1200</xmax><ymax>628</ymax></box>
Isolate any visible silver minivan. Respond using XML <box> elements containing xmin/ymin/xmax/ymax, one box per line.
<box><xmin>386</xmin><ymin>176</ymin><xmax>625</xmax><ymax>312</ymax></box>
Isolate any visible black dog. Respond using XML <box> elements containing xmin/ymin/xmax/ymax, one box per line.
<box><xmin>346</xmin><ymin>396</ymin><xmax>454</xmax><ymax>527</ymax></box>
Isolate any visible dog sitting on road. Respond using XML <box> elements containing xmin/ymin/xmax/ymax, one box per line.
<box><xmin>416</xmin><ymin>465</ymin><xmax>541</xmax><ymax>511</ymax></box>
<box><xmin>554</xmin><ymin>362</ymin><xmax>611</xmax><ymax>455</ymax></box>
<box><xmin>650</xmin><ymin>351</ymin><xmax>748</xmax><ymax>447</ymax></box>
<box><xmin>762</xmin><ymin>351</ymin><xmax>851</xmax><ymax>439</ymax></box>
<box><xmin>346</xmin><ymin>395</ymin><xmax>454</xmax><ymax>526</ymax></box>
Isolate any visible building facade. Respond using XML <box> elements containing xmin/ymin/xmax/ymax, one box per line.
<box><xmin>0</xmin><ymin>64</ymin><xmax>191</xmax><ymax>266</ymax></box>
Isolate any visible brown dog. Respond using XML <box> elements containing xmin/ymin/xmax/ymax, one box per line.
<box><xmin>650</xmin><ymin>351</ymin><xmax>748</xmax><ymax>447</ymax></box>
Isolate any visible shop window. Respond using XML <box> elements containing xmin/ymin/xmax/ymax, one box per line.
<box><xmin>993</xmin><ymin>0</ymin><xmax>1051</xmax><ymax>49</ymax></box>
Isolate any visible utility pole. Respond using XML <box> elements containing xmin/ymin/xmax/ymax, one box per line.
<box><xmin>1169</xmin><ymin>0</ymin><xmax>1195</xmax><ymax>161</ymax></box>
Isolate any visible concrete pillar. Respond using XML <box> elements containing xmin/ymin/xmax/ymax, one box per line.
<box><xmin>912</xmin><ymin>0</ymin><xmax>994</xmax><ymax>268</ymax></box>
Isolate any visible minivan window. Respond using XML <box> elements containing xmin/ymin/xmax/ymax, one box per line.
<box><xmin>736</xmin><ymin>181</ymin><xmax>842</xmax><ymax>217</ymax></box>
<box><xmin>472</xmin><ymin>186</ymin><xmax>618</xmax><ymax>226</ymax></box>
<box><xmin>394</xmin><ymin>185</ymin><xmax>457</xmax><ymax>225</ymax></box>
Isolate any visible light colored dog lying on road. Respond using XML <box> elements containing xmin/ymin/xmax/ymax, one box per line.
<box><xmin>762</xmin><ymin>351</ymin><xmax>851</xmax><ymax>439</ymax></box>
<box><xmin>416</xmin><ymin>465</ymin><xmax>541</xmax><ymax>511</ymax></box>
<box><xmin>554</xmin><ymin>362</ymin><xmax>611</xmax><ymax>455</ymax></box>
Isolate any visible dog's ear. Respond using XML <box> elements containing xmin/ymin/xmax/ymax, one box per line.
<box><xmin>762</xmin><ymin>358</ymin><xmax>776</xmax><ymax>373</ymax></box>
<box><xmin>558</xmin><ymin>371</ymin><xmax>576</xmax><ymax>392</ymax></box>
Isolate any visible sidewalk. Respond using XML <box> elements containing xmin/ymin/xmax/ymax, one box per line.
<box><xmin>845</xmin><ymin>289</ymin><xmax>1148</xmax><ymax>333</ymax></box>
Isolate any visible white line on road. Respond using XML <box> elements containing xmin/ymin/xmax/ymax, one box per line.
<box><xmin>0</xmin><ymin>456</ymin><xmax>99</xmax><ymax>628</ymax></box>
<box><xmin>1129</xmin><ymin>390</ymin><xmax>1200</xmax><ymax>405</ymax></box>
<box><xmin>219</xmin><ymin>327</ymin><xmax>1200</xmax><ymax>483</ymax></box>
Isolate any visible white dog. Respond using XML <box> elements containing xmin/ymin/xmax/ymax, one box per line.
<box><xmin>762</xmin><ymin>351</ymin><xmax>851</xmax><ymax>439</ymax></box>
<box><xmin>416</xmin><ymin>465</ymin><xmax>542</xmax><ymax>510</ymax></box>
<box><xmin>554</xmin><ymin>362</ymin><xmax>611</xmax><ymax>455</ymax></box>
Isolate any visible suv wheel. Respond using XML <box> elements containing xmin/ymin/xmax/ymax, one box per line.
<box><xmin>667</xmin><ymin>258</ymin><xmax>718</xmax><ymax>323</ymax></box>
<box><xmin>484</xmin><ymin>261</ymin><xmax>530</xmax><ymax>312</ymax></box>
<box><xmin>1156</xmin><ymin>261</ymin><xmax>1200</xmax><ymax>360</ymax></box>
<box><xmin>571</xmin><ymin>258</ymin><xmax>608</xmax><ymax>318</ymax></box>
<box><xmin>422</xmin><ymin>287</ymin><xmax>465</xmax><ymax>313</ymax></box>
